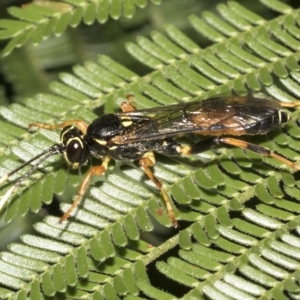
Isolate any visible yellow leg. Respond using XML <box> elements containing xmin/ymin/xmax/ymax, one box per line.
<box><xmin>121</xmin><ymin>94</ymin><xmax>136</xmax><ymax>112</ymax></box>
<box><xmin>28</xmin><ymin>120</ymin><xmax>88</xmax><ymax>135</ymax></box>
<box><xmin>279</xmin><ymin>101</ymin><xmax>300</xmax><ymax>108</ymax></box>
<box><xmin>139</xmin><ymin>152</ymin><xmax>178</xmax><ymax>227</ymax></box>
<box><xmin>219</xmin><ymin>137</ymin><xmax>300</xmax><ymax>170</ymax></box>
<box><xmin>59</xmin><ymin>156</ymin><xmax>110</xmax><ymax>223</ymax></box>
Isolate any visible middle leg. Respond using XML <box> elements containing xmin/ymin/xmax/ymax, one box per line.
<box><xmin>139</xmin><ymin>151</ymin><xmax>178</xmax><ymax>227</ymax></box>
<box><xmin>121</xmin><ymin>94</ymin><xmax>136</xmax><ymax>112</ymax></box>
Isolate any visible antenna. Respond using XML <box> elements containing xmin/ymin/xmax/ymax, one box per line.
<box><xmin>0</xmin><ymin>144</ymin><xmax>64</xmax><ymax>212</ymax></box>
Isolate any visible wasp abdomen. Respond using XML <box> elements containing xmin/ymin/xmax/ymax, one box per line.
<box><xmin>245</xmin><ymin>111</ymin><xmax>290</xmax><ymax>135</ymax></box>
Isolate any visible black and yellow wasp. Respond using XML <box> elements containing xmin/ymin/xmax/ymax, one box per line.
<box><xmin>0</xmin><ymin>95</ymin><xmax>299</xmax><ymax>227</ymax></box>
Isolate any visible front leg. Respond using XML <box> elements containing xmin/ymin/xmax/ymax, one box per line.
<box><xmin>59</xmin><ymin>156</ymin><xmax>111</xmax><ymax>223</ymax></box>
<box><xmin>28</xmin><ymin>120</ymin><xmax>88</xmax><ymax>135</ymax></box>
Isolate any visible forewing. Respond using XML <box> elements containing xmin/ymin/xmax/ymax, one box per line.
<box><xmin>116</xmin><ymin>96</ymin><xmax>281</xmax><ymax>143</ymax></box>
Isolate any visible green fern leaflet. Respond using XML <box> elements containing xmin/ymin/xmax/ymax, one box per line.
<box><xmin>0</xmin><ymin>1</ymin><xmax>300</xmax><ymax>299</ymax></box>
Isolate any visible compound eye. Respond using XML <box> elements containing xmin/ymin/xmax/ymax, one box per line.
<box><xmin>66</xmin><ymin>139</ymin><xmax>83</xmax><ymax>163</ymax></box>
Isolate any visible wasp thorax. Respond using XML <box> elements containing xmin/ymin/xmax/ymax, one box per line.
<box><xmin>60</xmin><ymin>126</ymin><xmax>90</xmax><ymax>168</ymax></box>
<box><xmin>86</xmin><ymin>114</ymin><xmax>123</xmax><ymax>140</ymax></box>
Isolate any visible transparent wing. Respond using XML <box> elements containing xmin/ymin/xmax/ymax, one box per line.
<box><xmin>116</xmin><ymin>96</ymin><xmax>281</xmax><ymax>143</ymax></box>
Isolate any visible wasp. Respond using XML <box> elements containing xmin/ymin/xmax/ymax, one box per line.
<box><xmin>0</xmin><ymin>95</ymin><xmax>300</xmax><ymax>227</ymax></box>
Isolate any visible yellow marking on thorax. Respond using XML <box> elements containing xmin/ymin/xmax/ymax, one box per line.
<box><xmin>120</xmin><ymin>117</ymin><xmax>133</xmax><ymax>127</ymax></box>
<box><xmin>94</xmin><ymin>139</ymin><xmax>107</xmax><ymax>146</ymax></box>
<box><xmin>109</xmin><ymin>146</ymin><xmax>118</xmax><ymax>150</ymax></box>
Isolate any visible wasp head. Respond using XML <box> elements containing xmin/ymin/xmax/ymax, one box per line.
<box><xmin>60</xmin><ymin>126</ymin><xmax>90</xmax><ymax>169</ymax></box>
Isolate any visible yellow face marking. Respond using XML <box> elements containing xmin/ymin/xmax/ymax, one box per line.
<box><xmin>63</xmin><ymin>149</ymin><xmax>80</xmax><ymax>169</ymax></box>
<box><xmin>60</xmin><ymin>125</ymin><xmax>76</xmax><ymax>143</ymax></box>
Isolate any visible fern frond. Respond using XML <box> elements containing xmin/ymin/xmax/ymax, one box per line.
<box><xmin>0</xmin><ymin>0</ymin><xmax>152</xmax><ymax>56</ymax></box>
<box><xmin>0</xmin><ymin>1</ymin><xmax>300</xmax><ymax>299</ymax></box>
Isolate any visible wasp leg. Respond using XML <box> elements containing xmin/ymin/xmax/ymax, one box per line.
<box><xmin>59</xmin><ymin>156</ymin><xmax>111</xmax><ymax>223</ymax></box>
<box><xmin>279</xmin><ymin>101</ymin><xmax>300</xmax><ymax>108</ymax></box>
<box><xmin>28</xmin><ymin>120</ymin><xmax>88</xmax><ymax>135</ymax></box>
<box><xmin>121</xmin><ymin>94</ymin><xmax>136</xmax><ymax>112</ymax></box>
<box><xmin>216</xmin><ymin>137</ymin><xmax>300</xmax><ymax>170</ymax></box>
<box><xmin>192</xmin><ymin>137</ymin><xmax>219</xmax><ymax>154</ymax></box>
<box><xmin>139</xmin><ymin>151</ymin><xmax>178</xmax><ymax>227</ymax></box>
